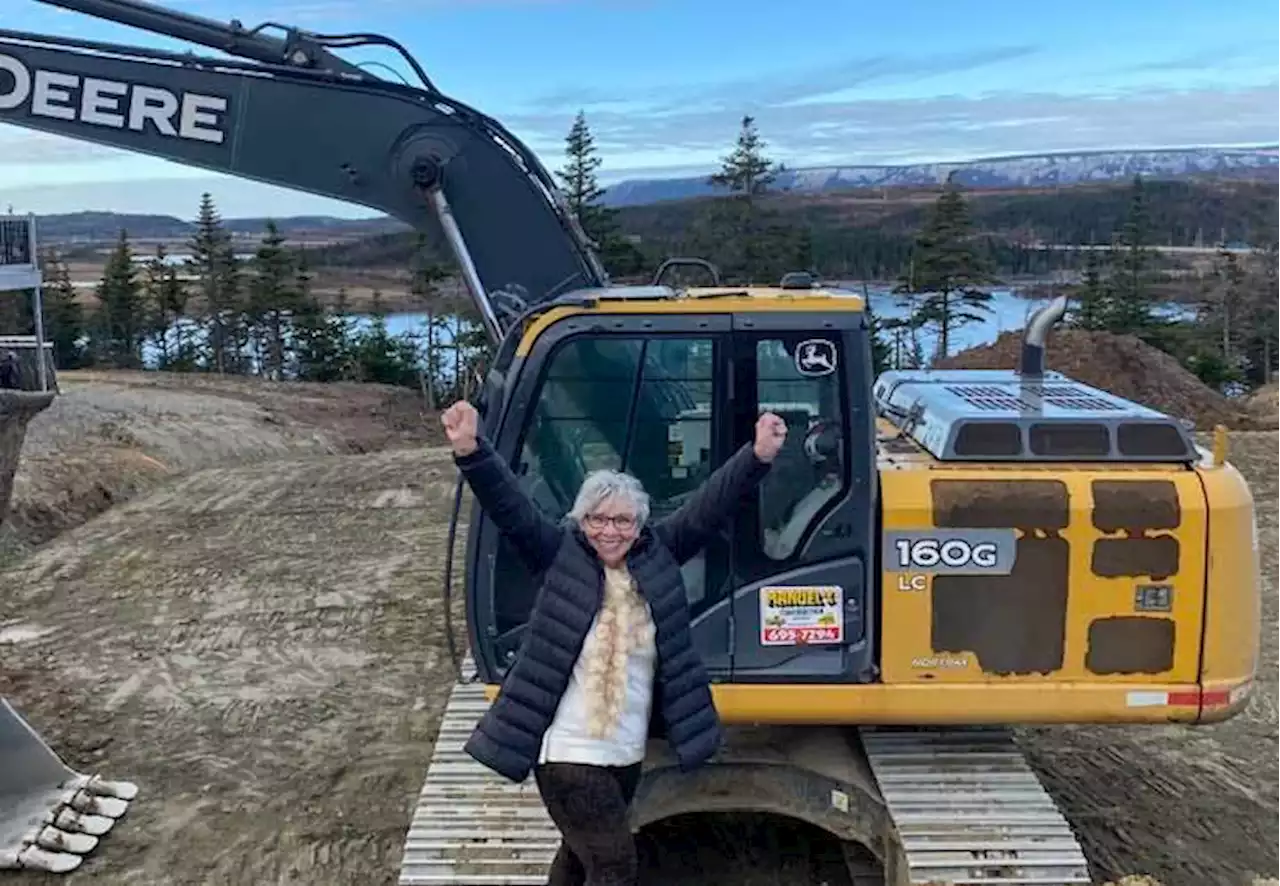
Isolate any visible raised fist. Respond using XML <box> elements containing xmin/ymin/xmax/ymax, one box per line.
<box><xmin>441</xmin><ymin>400</ymin><xmax>480</xmax><ymax>456</ymax></box>
<box><xmin>753</xmin><ymin>412</ymin><xmax>787</xmax><ymax>463</ymax></box>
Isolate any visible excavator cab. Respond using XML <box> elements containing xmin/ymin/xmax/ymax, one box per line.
<box><xmin>464</xmin><ymin>288</ymin><xmax>881</xmax><ymax>688</ymax></box>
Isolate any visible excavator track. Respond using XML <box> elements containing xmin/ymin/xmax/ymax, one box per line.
<box><xmin>398</xmin><ymin>661</ymin><xmax>1093</xmax><ymax>886</ymax></box>
<box><xmin>398</xmin><ymin>657</ymin><xmax>558</xmax><ymax>886</ymax></box>
<box><xmin>861</xmin><ymin>727</ymin><xmax>1091</xmax><ymax>886</ymax></box>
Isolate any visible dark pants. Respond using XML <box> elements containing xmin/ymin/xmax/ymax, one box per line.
<box><xmin>533</xmin><ymin>761</ymin><xmax>644</xmax><ymax>886</ymax></box>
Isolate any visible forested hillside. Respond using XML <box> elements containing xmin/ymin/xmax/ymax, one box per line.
<box><xmin>303</xmin><ymin>176</ymin><xmax>1276</xmax><ymax>283</ymax></box>
<box><xmin>4</xmin><ymin>114</ymin><xmax>1275</xmax><ymax>404</ymax></box>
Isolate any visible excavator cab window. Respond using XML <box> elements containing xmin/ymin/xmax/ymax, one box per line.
<box><xmin>512</xmin><ymin>335</ymin><xmax>716</xmax><ymax>523</ymax></box>
<box><xmin>484</xmin><ymin>330</ymin><xmax>733</xmax><ymax>669</ymax></box>
<box><xmin>752</xmin><ymin>336</ymin><xmax>848</xmax><ymax>564</ymax></box>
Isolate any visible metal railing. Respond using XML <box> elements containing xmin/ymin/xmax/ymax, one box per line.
<box><xmin>0</xmin><ymin>215</ymin><xmax>50</xmax><ymax>392</ymax></box>
<box><xmin>0</xmin><ymin>217</ymin><xmax>33</xmax><ymax>267</ymax></box>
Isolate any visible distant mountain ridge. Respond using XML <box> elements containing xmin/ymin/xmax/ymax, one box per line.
<box><xmin>599</xmin><ymin>145</ymin><xmax>1280</xmax><ymax>207</ymax></box>
<box><xmin>32</xmin><ymin>211</ymin><xmax>409</xmax><ymax>244</ymax></box>
<box><xmin>23</xmin><ymin>145</ymin><xmax>1278</xmax><ymax>244</ymax></box>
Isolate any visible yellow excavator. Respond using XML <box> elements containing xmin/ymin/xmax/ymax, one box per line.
<box><xmin>0</xmin><ymin>2</ymin><xmax>1262</xmax><ymax>882</ymax></box>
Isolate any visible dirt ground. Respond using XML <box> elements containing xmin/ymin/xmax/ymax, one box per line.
<box><xmin>0</xmin><ymin>372</ymin><xmax>1276</xmax><ymax>886</ymax></box>
<box><xmin>1</xmin><ymin>370</ymin><xmax>437</xmax><ymax>558</ymax></box>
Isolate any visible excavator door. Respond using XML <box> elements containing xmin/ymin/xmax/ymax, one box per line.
<box><xmin>464</xmin><ymin>304</ymin><xmax>878</xmax><ymax>686</ymax></box>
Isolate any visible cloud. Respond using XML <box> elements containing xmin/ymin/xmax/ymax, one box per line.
<box><xmin>524</xmin><ymin>46</ymin><xmax>1040</xmax><ymax>114</ymax></box>
<box><xmin>0</xmin><ymin>131</ymin><xmax>126</xmax><ymax>165</ymax></box>
<box><xmin>507</xmin><ymin>83</ymin><xmax>1280</xmax><ymax>176</ymax></box>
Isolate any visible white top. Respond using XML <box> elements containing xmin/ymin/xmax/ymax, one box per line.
<box><xmin>538</xmin><ymin>569</ymin><xmax>658</xmax><ymax>767</ymax></box>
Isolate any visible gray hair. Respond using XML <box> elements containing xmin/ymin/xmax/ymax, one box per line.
<box><xmin>566</xmin><ymin>469</ymin><xmax>650</xmax><ymax>526</ymax></box>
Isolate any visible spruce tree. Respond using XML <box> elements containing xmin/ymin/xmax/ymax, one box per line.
<box><xmin>94</xmin><ymin>229</ymin><xmax>145</xmax><ymax>368</ymax></box>
<box><xmin>250</xmin><ymin>220</ymin><xmax>297</xmax><ymax>379</ymax></box>
<box><xmin>708</xmin><ymin>115</ymin><xmax>781</xmax><ymax>282</ymax></box>
<box><xmin>709</xmin><ymin>115</ymin><xmax>777</xmax><ymax>201</ymax></box>
<box><xmin>557</xmin><ymin>111</ymin><xmax>606</xmax><ymax>226</ymax></box>
<box><xmin>1069</xmin><ymin>250</ymin><xmax>1110</xmax><ymax>331</ymax></box>
<box><xmin>893</xmin><ymin>178</ymin><xmax>998</xmax><ymax>360</ymax></box>
<box><xmin>555</xmin><ymin>111</ymin><xmax>636</xmax><ymax>275</ymax></box>
<box><xmin>39</xmin><ymin>249</ymin><xmax>88</xmax><ymax>369</ymax></box>
<box><xmin>187</xmin><ymin>192</ymin><xmax>242</xmax><ymax>373</ymax></box>
<box><xmin>1106</xmin><ymin>176</ymin><xmax>1160</xmax><ymax>337</ymax></box>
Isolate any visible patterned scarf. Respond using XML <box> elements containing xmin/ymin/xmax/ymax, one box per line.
<box><xmin>579</xmin><ymin>564</ymin><xmax>655</xmax><ymax>739</ymax></box>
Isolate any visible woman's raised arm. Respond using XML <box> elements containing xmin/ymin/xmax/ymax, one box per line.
<box><xmin>653</xmin><ymin>412</ymin><xmax>786</xmax><ymax>565</ymax></box>
<box><xmin>443</xmin><ymin>401</ymin><xmax>562</xmax><ymax>574</ymax></box>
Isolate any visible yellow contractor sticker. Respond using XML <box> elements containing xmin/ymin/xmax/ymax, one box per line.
<box><xmin>759</xmin><ymin>585</ymin><xmax>844</xmax><ymax>646</ymax></box>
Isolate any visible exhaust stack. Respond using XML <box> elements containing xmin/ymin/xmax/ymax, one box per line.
<box><xmin>1019</xmin><ymin>294</ymin><xmax>1069</xmax><ymax>377</ymax></box>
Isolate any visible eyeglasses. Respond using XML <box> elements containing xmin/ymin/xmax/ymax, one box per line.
<box><xmin>583</xmin><ymin>513</ymin><xmax>637</xmax><ymax>531</ymax></box>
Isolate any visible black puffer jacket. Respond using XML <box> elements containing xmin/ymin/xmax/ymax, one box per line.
<box><xmin>454</xmin><ymin>437</ymin><xmax>772</xmax><ymax>784</ymax></box>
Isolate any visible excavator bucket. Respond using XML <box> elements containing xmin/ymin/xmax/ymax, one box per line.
<box><xmin>0</xmin><ymin>698</ymin><xmax>137</xmax><ymax>874</ymax></box>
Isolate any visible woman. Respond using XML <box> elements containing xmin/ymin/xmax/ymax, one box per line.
<box><xmin>440</xmin><ymin>399</ymin><xmax>787</xmax><ymax>886</ymax></box>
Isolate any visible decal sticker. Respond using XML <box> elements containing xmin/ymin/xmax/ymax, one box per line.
<box><xmin>911</xmin><ymin>654</ymin><xmax>971</xmax><ymax>670</ymax></box>
<box><xmin>1134</xmin><ymin>584</ymin><xmax>1173</xmax><ymax>612</ymax></box>
<box><xmin>759</xmin><ymin>585</ymin><xmax>843</xmax><ymax>646</ymax></box>
<box><xmin>883</xmin><ymin>528</ymin><xmax>1017</xmax><ymax>575</ymax></box>
<box><xmin>895</xmin><ymin>573</ymin><xmax>929</xmax><ymax>592</ymax></box>
<box><xmin>0</xmin><ymin>52</ymin><xmax>230</xmax><ymax>144</ymax></box>
<box><xmin>795</xmin><ymin>339</ymin><xmax>837</xmax><ymax>377</ymax></box>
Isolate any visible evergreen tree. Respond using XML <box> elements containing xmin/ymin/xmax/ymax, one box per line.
<box><xmin>707</xmin><ymin>115</ymin><xmax>782</xmax><ymax>282</ymax></box>
<box><xmin>93</xmin><ymin>229</ymin><xmax>145</xmax><ymax>367</ymax></box>
<box><xmin>893</xmin><ymin>179</ymin><xmax>999</xmax><ymax>359</ymax></box>
<box><xmin>709</xmin><ymin>115</ymin><xmax>777</xmax><ymax>201</ymax></box>
<box><xmin>1106</xmin><ymin>176</ymin><xmax>1161</xmax><ymax>337</ymax></box>
<box><xmin>187</xmin><ymin>193</ymin><xmax>242</xmax><ymax>373</ymax></box>
<box><xmin>38</xmin><ymin>250</ymin><xmax>88</xmax><ymax>370</ymax></box>
<box><xmin>249</xmin><ymin>220</ymin><xmax>298</xmax><ymax>379</ymax></box>
<box><xmin>864</xmin><ymin>298</ymin><xmax>892</xmax><ymax>377</ymax></box>
<box><xmin>1209</xmin><ymin>247</ymin><xmax>1246</xmax><ymax>368</ymax></box>
<box><xmin>291</xmin><ymin>259</ymin><xmax>351</xmax><ymax>383</ymax></box>
<box><xmin>1068</xmin><ymin>250</ymin><xmax>1110</xmax><ymax>331</ymax></box>
<box><xmin>557</xmin><ymin>111</ymin><xmax>607</xmax><ymax>233</ymax></box>
<box><xmin>141</xmin><ymin>248</ymin><xmax>168</xmax><ymax>365</ymax></box>
<box><xmin>555</xmin><ymin>111</ymin><xmax>642</xmax><ymax>278</ymax></box>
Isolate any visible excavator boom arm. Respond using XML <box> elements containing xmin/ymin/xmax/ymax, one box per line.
<box><xmin>0</xmin><ymin>1</ymin><xmax>609</xmax><ymax>341</ymax></box>
<box><xmin>30</xmin><ymin>0</ymin><xmax>368</xmax><ymax>78</ymax></box>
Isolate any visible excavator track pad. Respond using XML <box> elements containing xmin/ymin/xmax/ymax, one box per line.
<box><xmin>862</xmin><ymin>727</ymin><xmax>1091</xmax><ymax>885</ymax></box>
<box><xmin>0</xmin><ymin>698</ymin><xmax>138</xmax><ymax>875</ymax></box>
<box><xmin>399</xmin><ymin>660</ymin><xmax>558</xmax><ymax>885</ymax></box>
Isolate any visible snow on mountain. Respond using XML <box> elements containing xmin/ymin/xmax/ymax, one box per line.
<box><xmin>599</xmin><ymin>146</ymin><xmax>1280</xmax><ymax>207</ymax></box>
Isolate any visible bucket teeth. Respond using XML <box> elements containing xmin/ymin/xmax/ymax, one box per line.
<box><xmin>0</xmin><ymin>845</ymin><xmax>85</xmax><ymax>874</ymax></box>
<box><xmin>0</xmin><ymin>697</ymin><xmax>139</xmax><ymax>874</ymax></box>
<box><xmin>73</xmin><ymin>774</ymin><xmax>140</xmax><ymax>802</ymax></box>
<box><xmin>36</xmin><ymin>824</ymin><xmax>99</xmax><ymax>855</ymax></box>
<box><xmin>51</xmin><ymin>808</ymin><xmax>117</xmax><ymax>836</ymax></box>
<box><xmin>67</xmin><ymin>787</ymin><xmax>131</xmax><ymax>819</ymax></box>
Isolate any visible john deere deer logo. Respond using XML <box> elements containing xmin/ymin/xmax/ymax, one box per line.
<box><xmin>795</xmin><ymin>339</ymin><xmax>837</xmax><ymax>377</ymax></box>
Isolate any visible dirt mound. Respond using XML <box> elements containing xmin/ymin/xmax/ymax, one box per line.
<box><xmin>0</xmin><ymin>390</ymin><xmax>55</xmax><ymax>526</ymax></box>
<box><xmin>2</xmin><ymin>371</ymin><xmax>443</xmax><ymax>556</ymax></box>
<box><xmin>934</xmin><ymin>329</ymin><xmax>1261</xmax><ymax>430</ymax></box>
<box><xmin>1248</xmin><ymin>383</ymin><xmax>1278</xmax><ymax>425</ymax></box>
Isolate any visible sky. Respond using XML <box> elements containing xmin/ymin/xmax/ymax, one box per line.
<box><xmin>0</xmin><ymin>0</ymin><xmax>1276</xmax><ymax>219</ymax></box>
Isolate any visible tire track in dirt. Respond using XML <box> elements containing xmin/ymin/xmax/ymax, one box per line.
<box><xmin>1</xmin><ymin>447</ymin><xmax>470</xmax><ymax>886</ymax></box>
